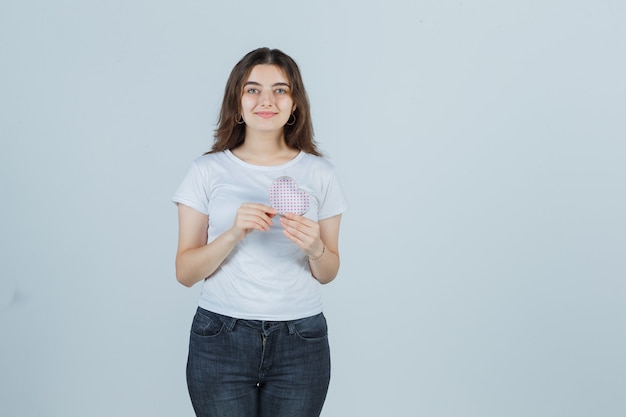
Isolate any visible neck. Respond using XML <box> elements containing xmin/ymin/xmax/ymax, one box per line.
<box><xmin>232</xmin><ymin>132</ymin><xmax>299</xmax><ymax>166</ymax></box>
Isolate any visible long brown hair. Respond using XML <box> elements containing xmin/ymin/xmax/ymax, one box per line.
<box><xmin>208</xmin><ymin>48</ymin><xmax>321</xmax><ymax>156</ymax></box>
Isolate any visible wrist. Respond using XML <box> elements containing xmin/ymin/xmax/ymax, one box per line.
<box><xmin>308</xmin><ymin>245</ymin><xmax>326</xmax><ymax>261</ymax></box>
<box><xmin>224</xmin><ymin>227</ymin><xmax>245</xmax><ymax>244</ymax></box>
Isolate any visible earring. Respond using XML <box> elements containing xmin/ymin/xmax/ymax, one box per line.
<box><xmin>286</xmin><ymin>113</ymin><xmax>296</xmax><ymax>126</ymax></box>
<box><xmin>235</xmin><ymin>113</ymin><xmax>245</xmax><ymax>125</ymax></box>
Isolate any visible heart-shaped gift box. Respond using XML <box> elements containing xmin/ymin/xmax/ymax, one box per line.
<box><xmin>269</xmin><ymin>176</ymin><xmax>311</xmax><ymax>215</ymax></box>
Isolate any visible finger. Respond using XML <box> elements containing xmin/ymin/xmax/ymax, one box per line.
<box><xmin>281</xmin><ymin>212</ymin><xmax>306</xmax><ymax>222</ymax></box>
<box><xmin>236</xmin><ymin>211</ymin><xmax>273</xmax><ymax>231</ymax></box>
<box><xmin>280</xmin><ymin>213</ymin><xmax>306</xmax><ymax>227</ymax></box>
<box><xmin>282</xmin><ymin>220</ymin><xmax>317</xmax><ymax>246</ymax></box>
<box><xmin>281</xmin><ymin>215</ymin><xmax>318</xmax><ymax>238</ymax></box>
<box><xmin>282</xmin><ymin>229</ymin><xmax>321</xmax><ymax>256</ymax></box>
<box><xmin>242</xmin><ymin>217</ymin><xmax>271</xmax><ymax>232</ymax></box>
<box><xmin>282</xmin><ymin>228</ymin><xmax>307</xmax><ymax>246</ymax></box>
<box><xmin>283</xmin><ymin>212</ymin><xmax>317</xmax><ymax>229</ymax></box>
<box><xmin>239</xmin><ymin>207</ymin><xmax>276</xmax><ymax>228</ymax></box>
<box><xmin>242</xmin><ymin>203</ymin><xmax>278</xmax><ymax>216</ymax></box>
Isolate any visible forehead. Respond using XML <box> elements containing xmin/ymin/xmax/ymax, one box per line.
<box><xmin>245</xmin><ymin>64</ymin><xmax>289</xmax><ymax>84</ymax></box>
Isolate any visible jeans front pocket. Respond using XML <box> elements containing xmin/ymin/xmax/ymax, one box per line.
<box><xmin>293</xmin><ymin>313</ymin><xmax>328</xmax><ymax>341</ymax></box>
<box><xmin>190</xmin><ymin>308</ymin><xmax>225</xmax><ymax>338</ymax></box>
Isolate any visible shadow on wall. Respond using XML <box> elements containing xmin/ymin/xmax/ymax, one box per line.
<box><xmin>0</xmin><ymin>285</ymin><xmax>27</xmax><ymax>312</ymax></box>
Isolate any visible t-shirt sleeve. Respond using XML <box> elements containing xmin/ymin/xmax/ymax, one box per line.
<box><xmin>318</xmin><ymin>167</ymin><xmax>348</xmax><ymax>220</ymax></box>
<box><xmin>171</xmin><ymin>161</ymin><xmax>210</xmax><ymax>215</ymax></box>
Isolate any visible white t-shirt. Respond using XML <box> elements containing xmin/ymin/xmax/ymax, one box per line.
<box><xmin>172</xmin><ymin>150</ymin><xmax>348</xmax><ymax>320</ymax></box>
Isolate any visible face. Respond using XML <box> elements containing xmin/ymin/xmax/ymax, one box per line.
<box><xmin>240</xmin><ymin>64</ymin><xmax>295</xmax><ymax>135</ymax></box>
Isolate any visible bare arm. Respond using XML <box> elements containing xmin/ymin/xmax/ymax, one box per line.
<box><xmin>175</xmin><ymin>203</ymin><xmax>277</xmax><ymax>287</ymax></box>
<box><xmin>280</xmin><ymin>213</ymin><xmax>343</xmax><ymax>284</ymax></box>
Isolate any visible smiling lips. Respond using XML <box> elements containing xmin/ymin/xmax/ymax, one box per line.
<box><xmin>255</xmin><ymin>111</ymin><xmax>277</xmax><ymax>119</ymax></box>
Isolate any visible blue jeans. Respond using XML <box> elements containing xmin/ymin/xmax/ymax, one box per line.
<box><xmin>186</xmin><ymin>308</ymin><xmax>331</xmax><ymax>417</ymax></box>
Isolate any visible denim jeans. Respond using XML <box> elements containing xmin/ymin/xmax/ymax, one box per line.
<box><xmin>186</xmin><ymin>307</ymin><xmax>331</xmax><ymax>417</ymax></box>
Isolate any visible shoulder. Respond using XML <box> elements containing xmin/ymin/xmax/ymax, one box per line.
<box><xmin>194</xmin><ymin>151</ymin><xmax>228</xmax><ymax>165</ymax></box>
<box><xmin>299</xmin><ymin>152</ymin><xmax>337</xmax><ymax>172</ymax></box>
<box><xmin>190</xmin><ymin>151</ymin><xmax>231</xmax><ymax>172</ymax></box>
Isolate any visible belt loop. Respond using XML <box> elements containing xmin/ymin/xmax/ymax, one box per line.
<box><xmin>287</xmin><ymin>321</ymin><xmax>296</xmax><ymax>335</ymax></box>
<box><xmin>225</xmin><ymin>317</ymin><xmax>237</xmax><ymax>332</ymax></box>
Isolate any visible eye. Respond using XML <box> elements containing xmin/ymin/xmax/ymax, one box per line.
<box><xmin>275</xmin><ymin>88</ymin><xmax>288</xmax><ymax>95</ymax></box>
<box><xmin>246</xmin><ymin>88</ymin><xmax>259</xmax><ymax>94</ymax></box>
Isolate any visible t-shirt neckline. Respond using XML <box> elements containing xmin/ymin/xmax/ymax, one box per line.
<box><xmin>225</xmin><ymin>149</ymin><xmax>305</xmax><ymax>170</ymax></box>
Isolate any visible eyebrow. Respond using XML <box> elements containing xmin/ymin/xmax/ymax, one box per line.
<box><xmin>243</xmin><ymin>81</ymin><xmax>291</xmax><ymax>88</ymax></box>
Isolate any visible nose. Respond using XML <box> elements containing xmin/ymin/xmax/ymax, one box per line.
<box><xmin>260</xmin><ymin>89</ymin><xmax>274</xmax><ymax>106</ymax></box>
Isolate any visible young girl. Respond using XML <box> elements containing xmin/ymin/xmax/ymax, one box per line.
<box><xmin>172</xmin><ymin>47</ymin><xmax>347</xmax><ymax>417</ymax></box>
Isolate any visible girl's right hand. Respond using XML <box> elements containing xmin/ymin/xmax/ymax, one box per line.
<box><xmin>228</xmin><ymin>203</ymin><xmax>277</xmax><ymax>241</ymax></box>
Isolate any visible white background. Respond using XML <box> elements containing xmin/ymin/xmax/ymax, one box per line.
<box><xmin>1</xmin><ymin>1</ymin><xmax>625</xmax><ymax>416</ymax></box>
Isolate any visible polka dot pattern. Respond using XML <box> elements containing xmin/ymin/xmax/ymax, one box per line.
<box><xmin>269</xmin><ymin>176</ymin><xmax>311</xmax><ymax>215</ymax></box>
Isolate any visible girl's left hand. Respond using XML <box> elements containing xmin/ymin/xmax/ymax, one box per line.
<box><xmin>280</xmin><ymin>212</ymin><xmax>324</xmax><ymax>258</ymax></box>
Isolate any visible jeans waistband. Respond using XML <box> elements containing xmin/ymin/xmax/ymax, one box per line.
<box><xmin>198</xmin><ymin>307</ymin><xmax>306</xmax><ymax>335</ymax></box>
